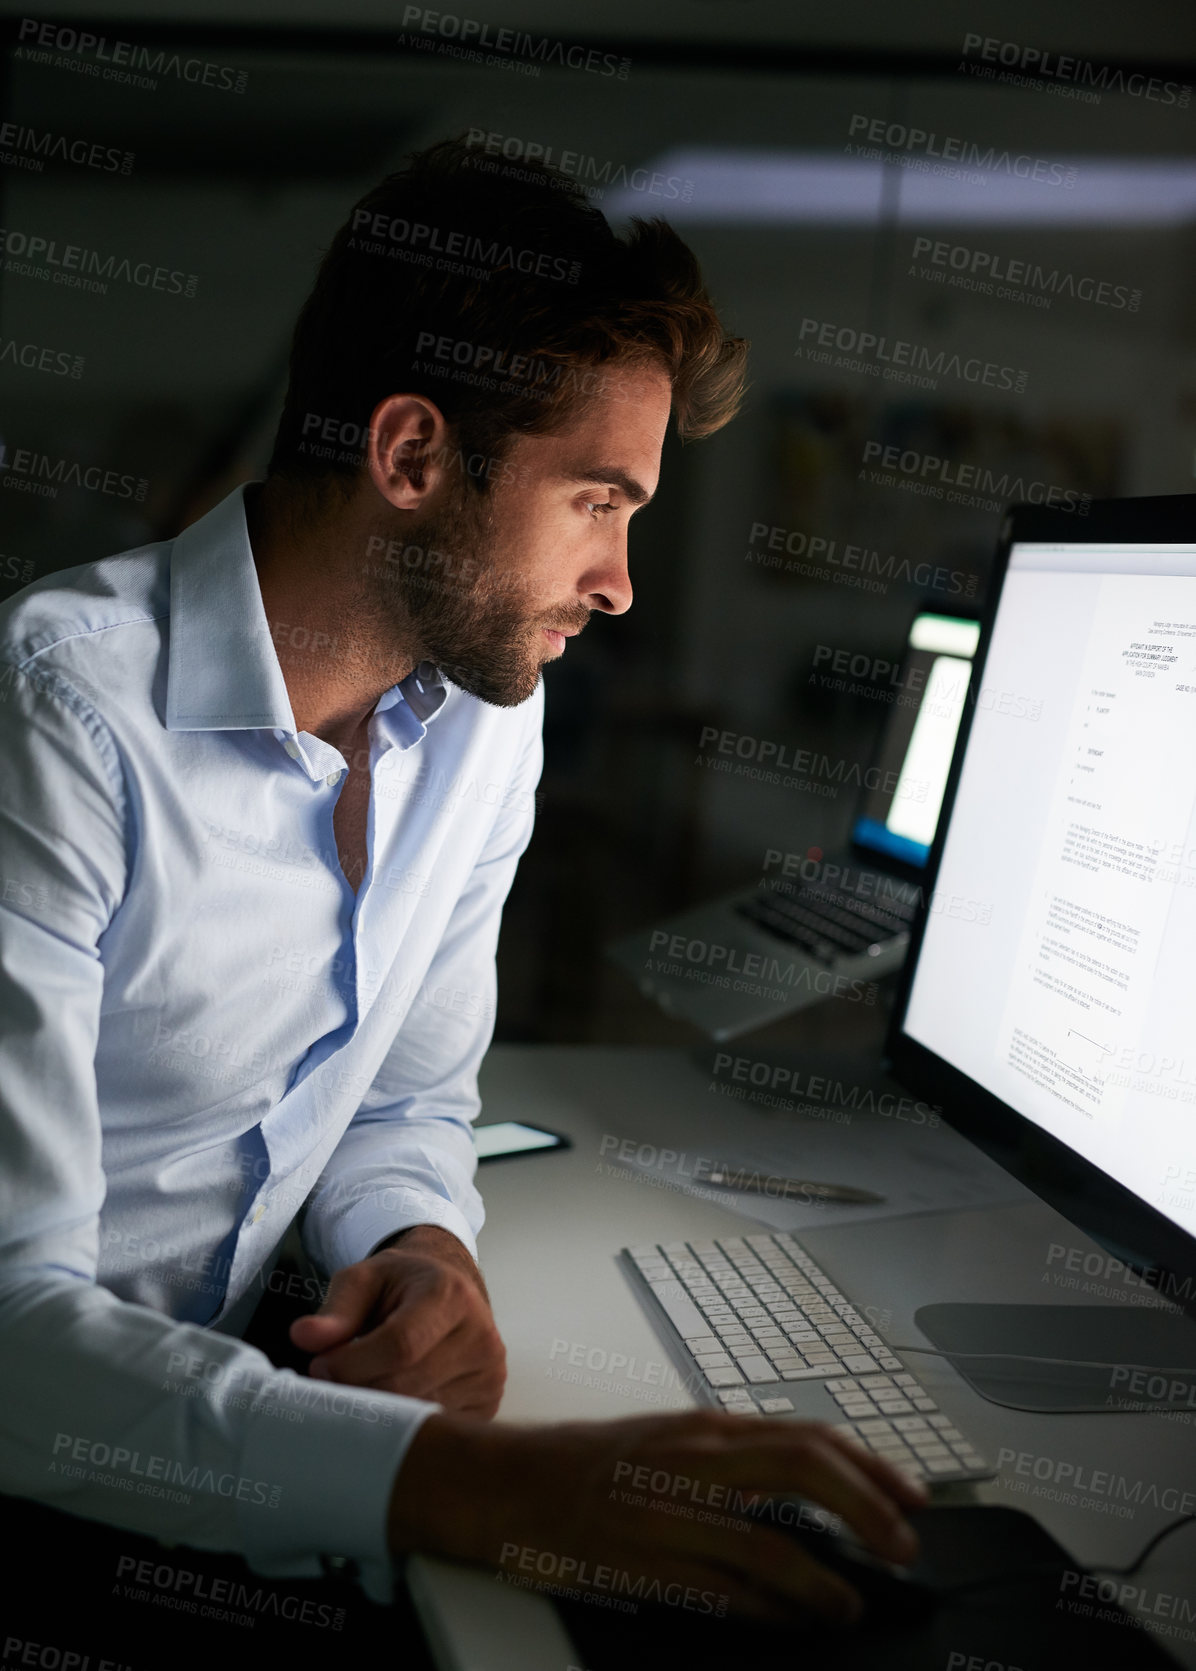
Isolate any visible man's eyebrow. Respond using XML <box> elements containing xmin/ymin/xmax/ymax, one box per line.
<box><xmin>558</xmin><ymin>466</ymin><xmax>654</xmax><ymax>508</ymax></box>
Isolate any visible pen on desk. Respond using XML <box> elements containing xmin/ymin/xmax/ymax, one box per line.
<box><xmin>702</xmin><ymin>1172</ymin><xmax>885</xmax><ymax>1205</ymax></box>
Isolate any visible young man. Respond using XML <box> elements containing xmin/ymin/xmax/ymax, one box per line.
<box><xmin>0</xmin><ymin>136</ymin><xmax>924</xmax><ymax>1627</ymax></box>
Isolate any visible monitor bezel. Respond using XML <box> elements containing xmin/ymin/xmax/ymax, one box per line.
<box><xmin>885</xmin><ymin>494</ymin><xmax>1196</xmax><ymax>1319</ymax></box>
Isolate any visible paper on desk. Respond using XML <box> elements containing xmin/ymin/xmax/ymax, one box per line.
<box><xmin>611</xmin><ymin>1107</ymin><xmax>1033</xmax><ymax>1233</ymax></box>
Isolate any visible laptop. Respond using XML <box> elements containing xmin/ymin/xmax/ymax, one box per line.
<box><xmin>608</xmin><ymin>610</ymin><xmax>983</xmax><ymax>1039</ymax></box>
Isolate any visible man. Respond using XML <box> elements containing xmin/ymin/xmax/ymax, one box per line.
<box><xmin>0</xmin><ymin>134</ymin><xmax>923</xmax><ymax>1629</ymax></box>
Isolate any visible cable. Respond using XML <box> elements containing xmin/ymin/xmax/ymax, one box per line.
<box><xmin>1112</xmin><ymin>1514</ymin><xmax>1196</xmax><ymax>1580</ymax></box>
<box><xmin>933</xmin><ymin>1513</ymin><xmax>1196</xmax><ymax>1603</ymax></box>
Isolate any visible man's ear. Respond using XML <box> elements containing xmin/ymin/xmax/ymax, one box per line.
<box><xmin>366</xmin><ymin>394</ymin><xmax>452</xmax><ymax>512</ymax></box>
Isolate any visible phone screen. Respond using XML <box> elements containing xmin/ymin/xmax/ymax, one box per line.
<box><xmin>474</xmin><ymin>1120</ymin><xmax>568</xmax><ymax>1160</ymax></box>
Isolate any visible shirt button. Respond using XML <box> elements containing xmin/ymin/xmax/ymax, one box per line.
<box><xmin>283</xmin><ymin>740</ymin><xmax>300</xmax><ymax>760</ymax></box>
<box><xmin>326</xmin><ymin>769</ymin><xmax>344</xmax><ymax>787</ymax></box>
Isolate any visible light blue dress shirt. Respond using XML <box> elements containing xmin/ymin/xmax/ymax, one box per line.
<box><xmin>0</xmin><ymin>483</ymin><xmax>543</xmax><ymax>1598</ymax></box>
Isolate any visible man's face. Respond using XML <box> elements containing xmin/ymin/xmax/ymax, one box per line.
<box><xmin>371</xmin><ymin>361</ymin><xmax>672</xmax><ymax>706</ymax></box>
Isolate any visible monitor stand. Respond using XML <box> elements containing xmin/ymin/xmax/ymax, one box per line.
<box><xmin>914</xmin><ymin>1303</ymin><xmax>1196</xmax><ymax>1412</ymax></box>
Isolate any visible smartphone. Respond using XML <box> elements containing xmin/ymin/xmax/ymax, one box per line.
<box><xmin>474</xmin><ymin>1120</ymin><xmax>571</xmax><ymax>1163</ymax></box>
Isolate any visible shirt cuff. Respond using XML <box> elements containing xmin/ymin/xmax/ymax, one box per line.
<box><xmin>311</xmin><ymin>1187</ymin><xmax>481</xmax><ymax>1273</ymax></box>
<box><xmin>237</xmin><ymin>1370</ymin><xmax>439</xmax><ymax>1605</ymax></box>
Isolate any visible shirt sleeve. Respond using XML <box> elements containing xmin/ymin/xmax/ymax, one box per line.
<box><xmin>0</xmin><ymin>659</ymin><xmax>435</xmax><ymax>1603</ymax></box>
<box><xmin>300</xmin><ymin>683</ymin><xmax>545</xmax><ymax>1275</ymax></box>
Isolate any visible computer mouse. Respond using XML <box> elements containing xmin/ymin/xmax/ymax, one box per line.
<box><xmin>781</xmin><ymin>1515</ymin><xmax>940</xmax><ymax>1626</ymax></box>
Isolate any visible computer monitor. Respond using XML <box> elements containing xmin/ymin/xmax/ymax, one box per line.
<box><xmin>887</xmin><ymin>495</ymin><xmax>1196</xmax><ymax>1409</ymax></box>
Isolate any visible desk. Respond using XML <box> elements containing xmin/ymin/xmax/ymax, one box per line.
<box><xmin>409</xmin><ymin>1045</ymin><xmax>1196</xmax><ymax>1670</ymax></box>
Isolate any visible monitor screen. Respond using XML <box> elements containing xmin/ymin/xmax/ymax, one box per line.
<box><xmin>904</xmin><ymin>540</ymin><xmax>1196</xmax><ymax>1240</ymax></box>
<box><xmin>852</xmin><ymin>612</ymin><xmax>982</xmax><ymax>869</ymax></box>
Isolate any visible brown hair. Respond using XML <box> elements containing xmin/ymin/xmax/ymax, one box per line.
<box><xmin>266</xmin><ymin>133</ymin><xmax>747</xmax><ymax>495</ymax></box>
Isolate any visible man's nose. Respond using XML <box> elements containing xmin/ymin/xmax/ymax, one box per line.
<box><xmin>587</xmin><ymin>537</ymin><xmax>632</xmax><ymax>615</ymax></box>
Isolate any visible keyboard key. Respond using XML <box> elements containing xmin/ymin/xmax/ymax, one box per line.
<box><xmin>875</xmin><ymin>1398</ymin><xmax>913</xmax><ymax>1415</ymax></box>
<box><xmin>685</xmin><ymin>1336</ymin><xmax>721</xmax><ymax>1354</ymax></box>
<box><xmin>695</xmin><ymin>1354</ymin><xmax>733</xmax><ymax>1370</ymax></box>
<box><xmin>893</xmin><ymin>1417</ymin><xmax>930</xmax><ymax>1434</ymax></box>
<box><xmin>706</xmin><ymin>1368</ymin><xmax>745</xmax><ymax>1387</ymax></box>
<box><xmin>646</xmin><ymin>1281</ymin><xmax>707</xmax><ymax>1340</ymax></box>
<box><xmin>734</xmin><ymin>1355</ymin><xmax>775</xmax><ymax>1382</ymax></box>
<box><xmin>759</xmin><ymin>1397</ymin><xmax>795</xmax><ymax>1414</ymax></box>
<box><xmin>925</xmin><ymin>1458</ymin><xmax>960</xmax><ymax>1475</ymax></box>
<box><xmin>784</xmin><ymin>1367</ymin><xmax>838</xmax><ymax>1381</ymax></box>
<box><xmin>912</xmin><ymin>1397</ymin><xmax>938</xmax><ymax>1412</ymax></box>
<box><xmin>843</xmin><ymin>1356</ymin><xmax>881</xmax><ymax>1374</ymax></box>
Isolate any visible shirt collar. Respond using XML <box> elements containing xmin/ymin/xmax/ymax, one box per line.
<box><xmin>165</xmin><ymin>482</ymin><xmax>450</xmax><ymax>735</ymax></box>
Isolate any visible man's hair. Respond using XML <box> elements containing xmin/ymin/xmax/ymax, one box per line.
<box><xmin>266</xmin><ymin>133</ymin><xmax>747</xmax><ymax>498</ymax></box>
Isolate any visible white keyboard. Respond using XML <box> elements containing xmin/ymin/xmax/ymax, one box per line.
<box><xmin>624</xmin><ymin>1230</ymin><xmax>992</xmax><ymax>1485</ymax></box>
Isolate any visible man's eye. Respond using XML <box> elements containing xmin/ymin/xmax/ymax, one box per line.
<box><xmin>584</xmin><ymin>500</ymin><xmax>616</xmax><ymax>518</ymax></box>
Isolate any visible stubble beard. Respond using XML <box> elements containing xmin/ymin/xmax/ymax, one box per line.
<box><xmin>373</xmin><ymin>481</ymin><xmax>563</xmax><ymax>708</ymax></box>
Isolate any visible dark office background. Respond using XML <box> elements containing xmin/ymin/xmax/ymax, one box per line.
<box><xmin>2</xmin><ymin>0</ymin><xmax>1194</xmax><ymax>1056</ymax></box>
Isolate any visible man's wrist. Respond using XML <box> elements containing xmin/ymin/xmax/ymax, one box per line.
<box><xmin>389</xmin><ymin>1413</ymin><xmax>535</xmax><ymax>1565</ymax></box>
<box><xmin>371</xmin><ymin>1223</ymin><xmax>487</xmax><ymax>1296</ymax></box>
<box><xmin>372</xmin><ymin>1222</ymin><xmax>466</xmax><ymax>1258</ymax></box>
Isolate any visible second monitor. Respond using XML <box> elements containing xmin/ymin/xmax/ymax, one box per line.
<box><xmin>608</xmin><ymin>609</ymin><xmax>982</xmax><ymax>1039</ymax></box>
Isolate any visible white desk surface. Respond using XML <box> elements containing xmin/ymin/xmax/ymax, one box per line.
<box><xmin>408</xmin><ymin>1045</ymin><xmax>1196</xmax><ymax>1670</ymax></box>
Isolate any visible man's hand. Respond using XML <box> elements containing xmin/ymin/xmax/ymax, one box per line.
<box><xmin>288</xmin><ymin>1225</ymin><xmax>506</xmax><ymax>1417</ymax></box>
<box><xmin>389</xmin><ymin>1408</ymin><xmax>928</xmax><ymax>1627</ymax></box>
